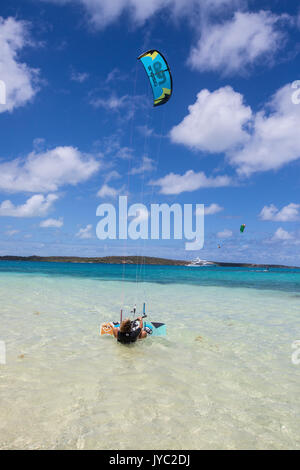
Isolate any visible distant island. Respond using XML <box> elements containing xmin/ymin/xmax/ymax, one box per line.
<box><xmin>0</xmin><ymin>255</ymin><xmax>298</xmax><ymax>269</ymax></box>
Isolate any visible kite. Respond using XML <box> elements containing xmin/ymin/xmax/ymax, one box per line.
<box><xmin>138</xmin><ymin>50</ymin><xmax>172</xmax><ymax>107</ymax></box>
<box><xmin>240</xmin><ymin>224</ymin><xmax>246</xmax><ymax>233</ymax></box>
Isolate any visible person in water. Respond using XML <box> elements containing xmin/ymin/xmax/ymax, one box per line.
<box><xmin>113</xmin><ymin>316</ymin><xmax>147</xmax><ymax>344</ymax></box>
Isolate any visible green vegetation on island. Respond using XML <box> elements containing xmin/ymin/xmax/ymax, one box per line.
<box><xmin>0</xmin><ymin>255</ymin><xmax>298</xmax><ymax>269</ymax></box>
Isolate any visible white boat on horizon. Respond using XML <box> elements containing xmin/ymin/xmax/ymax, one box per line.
<box><xmin>186</xmin><ymin>258</ymin><xmax>216</xmax><ymax>267</ymax></box>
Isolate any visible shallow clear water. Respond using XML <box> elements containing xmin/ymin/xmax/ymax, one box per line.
<box><xmin>0</xmin><ymin>262</ymin><xmax>299</xmax><ymax>449</ymax></box>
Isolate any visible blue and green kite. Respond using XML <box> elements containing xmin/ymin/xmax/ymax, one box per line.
<box><xmin>138</xmin><ymin>49</ymin><xmax>172</xmax><ymax>107</ymax></box>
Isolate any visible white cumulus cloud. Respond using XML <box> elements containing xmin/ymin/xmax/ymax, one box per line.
<box><xmin>204</xmin><ymin>203</ymin><xmax>224</xmax><ymax>215</ymax></box>
<box><xmin>170</xmin><ymin>87</ymin><xmax>252</xmax><ymax>153</ymax></box>
<box><xmin>40</xmin><ymin>217</ymin><xmax>64</xmax><ymax>228</ymax></box>
<box><xmin>0</xmin><ymin>146</ymin><xmax>100</xmax><ymax>193</ymax></box>
<box><xmin>0</xmin><ymin>194</ymin><xmax>58</xmax><ymax>217</ymax></box>
<box><xmin>90</xmin><ymin>94</ymin><xmax>129</xmax><ymax>110</ymax></box>
<box><xmin>39</xmin><ymin>1</ymin><xmax>246</xmax><ymax>30</ymax></box>
<box><xmin>151</xmin><ymin>170</ymin><xmax>231</xmax><ymax>195</ymax></box>
<box><xmin>272</xmin><ymin>227</ymin><xmax>293</xmax><ymax>241</ymax></box>
<box><xmin>230</xmin><ymin>83</ymin><xmax>300</xmax><ymax>175</ymax></box>
<box><xmin>97</xmin><ymin>184</ymin><xmax>125</xmax><ymax>198</ymax></box>
<box><xmin>259</xmin><ymin>203</ymin><xmax>300</xmax><ymax>222</ymax></box>
<box><xmin>171</xmin><ymin>82</ymin><xmax>300</xmax><ymax>177</ymax></box>
<box><xmin>104</xmin><ymin>170</ymin><xmax>121</xmax><ymax>183</ymax></box>
<box><xmin>37</xmin><ymin>2</ymin><xmax>287</xmax><ymax>83</ymax></box>
<box><xmin>76</xmin><ymin>224</ymin><xmax>93</xmax><ymax>239</ymax></box>
<box><xmin>0</xmin><ymin>17</ymin><xmax>40</xmax><ymax>113</ymax></box>
<box><xmin>129</xmin><ymin>156</ymin><xmax>155</xmax><ymax>175</ymax></box>
<box><xmin>189</xmin><ymin>11</ymin><xmax>285</xmax><ymax>75</ymax></box>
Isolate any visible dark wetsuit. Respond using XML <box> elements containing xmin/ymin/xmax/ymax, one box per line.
<box><xmin>117</xmin><ymin>327</ymin><xmax>141</xmax><ymax>344</ymax></box>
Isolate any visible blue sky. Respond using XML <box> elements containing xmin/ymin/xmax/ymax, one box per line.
<box><xmin>0</xmin><ymin>0</ymin><xmax>300</xmax><ymax>265</ymax></box>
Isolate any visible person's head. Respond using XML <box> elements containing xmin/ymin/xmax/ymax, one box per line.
<box><xmin>120</xmin><ymin>318</ymin><xmax>131</xmax><ymax>334</ymax></box>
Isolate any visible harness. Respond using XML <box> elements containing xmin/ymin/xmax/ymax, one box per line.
<box><xmin>118</xmin><ymin>322</ymin><xmax>141</xmax><ymax>344</ymax></box>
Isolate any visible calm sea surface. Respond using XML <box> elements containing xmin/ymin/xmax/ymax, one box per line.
<box><xmin>0</xmin><ymin>261</ymin><xmax>299</xmax><ymax>449</ymax></box>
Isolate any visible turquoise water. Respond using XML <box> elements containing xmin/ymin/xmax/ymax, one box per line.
<box><xmin>1</xmin><ymin>260</ymin><xmax>300</xmax><ymax>291</ymax></box>
<box><xmin>0</xmin><ymin>261</ymin><xmax>299</xmax><ymax>449</ymax></box>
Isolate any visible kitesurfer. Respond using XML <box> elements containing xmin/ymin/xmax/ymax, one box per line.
<box><xmin>113</xmin><ymin>316</ymin><xmax>148</xmax><ymax>344</ymax></box>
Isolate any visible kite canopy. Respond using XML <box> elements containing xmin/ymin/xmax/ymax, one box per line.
<box><xmin>240</xmin><ymin>224</ymin><xmax>246</xmax><ymax>233</ymax></box>
<box><xmin>138</xmin><ymin>49</ymin><xmax>172</xmax><ymax>107</ymax></box>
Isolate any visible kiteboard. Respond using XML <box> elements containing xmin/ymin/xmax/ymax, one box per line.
<box><xmin>100</xmin><ymin>320</ymin><xmax>166</xmax><ymax>337</ymax></box>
